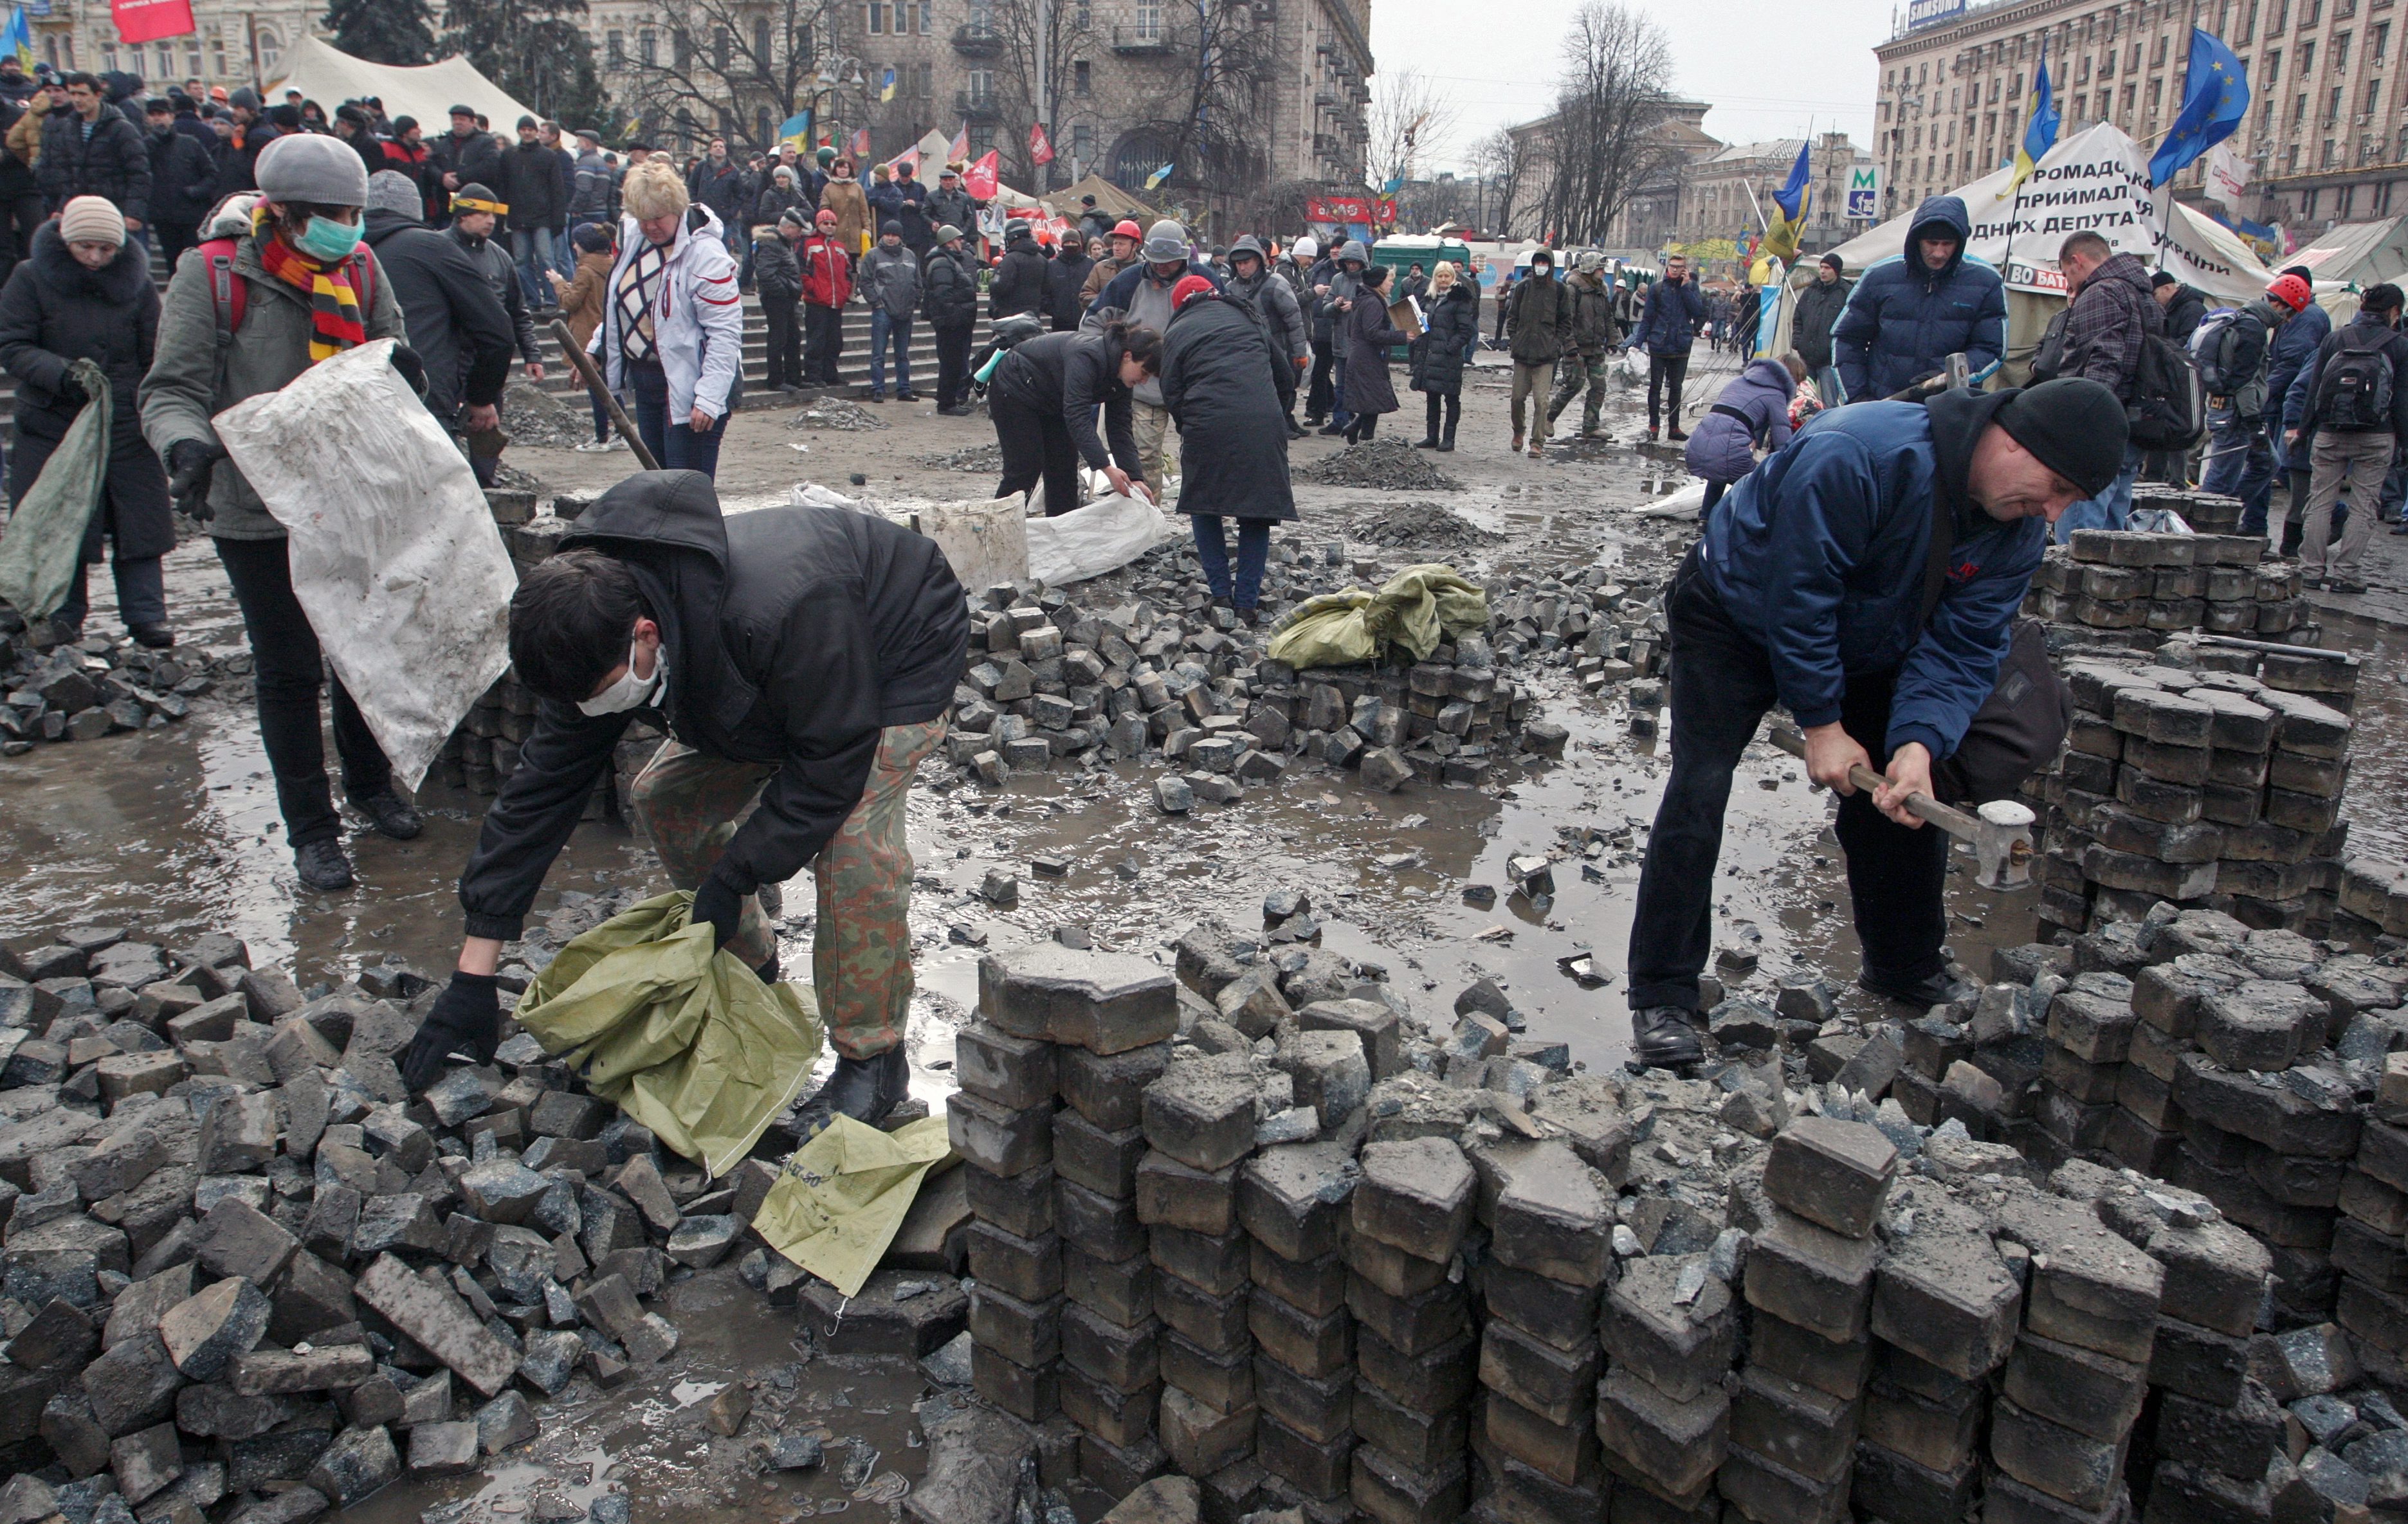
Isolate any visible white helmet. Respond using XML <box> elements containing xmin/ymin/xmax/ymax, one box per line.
<box><xmin>1293</xmin><ymin>235</ymin><xmax>1318</xmax><ymax>260</ymax></box>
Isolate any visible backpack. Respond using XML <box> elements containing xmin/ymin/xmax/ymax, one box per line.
<box><xmin>2126</xmin><ymin>332</ymin><xmax>2204</xmax><ymax>450</ymax></box>
<box><xmin>2315</xmin><ymin>324</ymin><xmax>2398</xmax><ymax>430</ymax></box>
<box><xmin>195</xmin><ymin>236</ymin><xmax>378</xmax><ymax>352</ymax></box>
<box><xmin>2188</xmin><ymin>306</ymin><xmax>2256</xmax><ymax>395</ymax></box>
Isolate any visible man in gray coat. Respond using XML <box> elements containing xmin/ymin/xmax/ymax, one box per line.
<box><xmin>859</xmin><ymin>219</ymin><xmax>922</xmax><ymax>401</ymax></box>
<box><xmin>1223</xmin><ymin>233</ymin><xmax>1307</xmax><ymax>433</ymax></box>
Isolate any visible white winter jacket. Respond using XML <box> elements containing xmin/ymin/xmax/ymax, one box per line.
<box><xmin>592</xmin><ymin>203</ymin><xmax>743</xmax><ymax>423</ymax></box>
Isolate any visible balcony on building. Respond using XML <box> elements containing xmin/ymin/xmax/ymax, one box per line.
<box><xmin>951</xmin><ymin>23</ymin><xmax>1005</xmax><ymax>55</ymax></box>
<box><xmin>955</xmin><ymin>90</ymin><xmax>1003</xmax><ymax>120</ymax></box>
<box><xmin>1113</xmin><ymin>22</ymin><xmax>1184</xmax><ymax>52</ymax></box>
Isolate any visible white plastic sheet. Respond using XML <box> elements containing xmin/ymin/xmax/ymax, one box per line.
<box><xmin>213</xmin><ymin>339</ymin><xmax>516</xmax><ymax>790</ymax></box>
<box><xmin>1024</xmin><ymin>490</ymin><xmax>1180</xmax><ymax>585</ymax></box>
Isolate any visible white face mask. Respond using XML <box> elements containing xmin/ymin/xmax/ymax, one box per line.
<box><xmin>577</xmin><ymin>640</ymin><xmax>666</xmax><ymax>716</ymax></box>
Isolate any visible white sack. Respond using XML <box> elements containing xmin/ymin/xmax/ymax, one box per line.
<box><xmin>1629</xmin><ymin>480</ymin><xmax>1709</xmax><ymax>519</ymax></box>
<box><xmin>1025</xmin><ymin>490</ymin><xmax>1180</xmax><ymax>585</ymax></box>
<box><xmin>213</xmin><ymin>340</ymin><xmax>516</xmax><ymax>790</ymax></box>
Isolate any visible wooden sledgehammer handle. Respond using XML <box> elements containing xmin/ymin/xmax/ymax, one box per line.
<box><xmin>1765</xmin><ymin>725</ymin><xmax>1982</xmax><ymax>842</ymax></box>
<box><xmin>549</xmin><ymin>319</ymin><xmax>662</xmax><ymax>473</ymax></box>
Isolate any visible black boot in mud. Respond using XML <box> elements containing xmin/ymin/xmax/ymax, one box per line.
<box><xmin>294</xmin><ymin>838</ymin><xmax>355</xmax><ymax>891</ymax></box>
<box><xmin>350</xmin><ymin>790</ymin><xmax>423</xmax><ymax>840</ymax></box>
<box><xmin>789</xmin><ymin>1048</ymin><xmax>911</xmax><ymax>1142</ymax></box>
<box><xmin>1628</xmin><ymin>1005</ymin><xmax>1704</xmax><ymax>1069</ymax></box>
<box><xmin>1859</xmin><ymin>966</ymin><xmax>1976</xmax><ymax>1010</ymax></box>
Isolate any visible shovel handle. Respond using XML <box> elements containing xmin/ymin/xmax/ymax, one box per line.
<box><xmin>1764</xmin><ymin>725</ymin><xmax>1981</xmax><ymax>842</ymax></box>
<box><xmin>549</xmin><ymin>320</ymin><xmax>662</xmax><ymax>473</ymax></box>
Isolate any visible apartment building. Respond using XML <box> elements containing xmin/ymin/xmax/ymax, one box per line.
<box><xmin>1677</xmin><ymin>131</ymin><xmax>1877</xmax><ymax>250</ymax></box>
<box><xmin>1874</xmin><ymin>0</ymin><xmax>2408</xmax><ymax>234</ymax></box>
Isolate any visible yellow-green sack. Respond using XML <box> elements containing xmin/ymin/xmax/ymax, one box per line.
<box><xmin>1266</xmin><ymin>563</ymin><xmax>1489</xmax><ymax>670</ymax></box>
<box><xmin>752</xmin><ymin>1114</ymin><xmax>952</xmax><ymax>1298</ymax></box>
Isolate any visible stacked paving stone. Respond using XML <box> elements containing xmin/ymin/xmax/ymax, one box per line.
<box><xmin>1716</xmin><ymin>1118</ymin><xmax>1894</xmax><ymax>1523</ymax></box>
<box><xmin>0</xmin><ymin>622</ymin><xmax>233</xmax><ymax>753</ymax></box>
<box><xmin>953</xmin><ymin>942</ymin><xmax>1178</xmax><ymax>1496</ymax></box>
<box><xmin>0</xmin><ymin>916</ymin><xmax>856</xmax><ymax>1521</ymax></box>
<box><xmin>2034</xmin><ymin>639</ymin><xmax>2358</xmax><ymax>939</ymax></box>
<box><xmin>1349</xmin><ymin>1137</ymin><xmax>1476</xmax><ymax>1524</ymax></box>
<box><xmin>1470</xmin><ymin>1139</ymin><xmax>1611</xmax><ymax>1524</ymax></box>
<box><xmin>1237</xmin><ymin>1132</ymin><xmax>1360</xmax><ymax>1519</ymax></box>
<box><xmin>951</xmin><ymin>586</ymin><xmax>1562</xmax><ymax>804</ymax></box>
<box><xmin>2023</xmin><ymin>519</ymin><xmax>2309</xmax><ymax>645</ymax></box>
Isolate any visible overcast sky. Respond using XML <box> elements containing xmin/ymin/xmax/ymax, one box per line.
<box><xmin>1366</xmin><ymin>0</ymin><xmax>1890</xmax><ymax>174</ymax></box>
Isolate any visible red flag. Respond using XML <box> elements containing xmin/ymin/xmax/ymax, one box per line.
<box><xmin>1028</xmin><ymin>123</ymin><xmax>1055</xmax><ymax>165</ymax></box>
<box><xmin>850</xmin><ymin>127</ymin><xmax>871</xmax><ymax>160</ymax></box>
<box><xmin>964</xmin><ymin>150</ymin><xmax>999</xmax><ymax>200</ymax></box>
<box><xmin>111</xmin><ymin>0</ymin><xmax>194</xmax><ymax>42</ymax></box>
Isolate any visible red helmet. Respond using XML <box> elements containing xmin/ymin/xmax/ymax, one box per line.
<box><xmin>1112</xmin><ymin>219</ymin><xmax>1143</xmax><ymax>240</ymax></box>
<box><xmin>2268</xmin><ymin>273</ymin><xmax>2313</xmax><ymax>312</ymax></box>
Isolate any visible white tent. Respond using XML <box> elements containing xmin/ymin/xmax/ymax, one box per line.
<box><xmin>264</xmin><ymin>36</ymin><xmax>538</xmax><ymax>134</ymax></box>
<box><xmin>1819</xmin><ymin>122</ymin><xmax>2272</xmax><ymax>304</ymax></box>
<box><xmin>2287</xmin><ymin>216</ymin><xmax>2408</xmax><ymax>289</ymax></box>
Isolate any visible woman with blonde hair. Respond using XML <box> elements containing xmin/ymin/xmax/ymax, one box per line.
<box><xmin>820</xmin><ymin>154</ymin><xmax>869</xmax><ymax>255</ymax></box>
<box><xmin>590</xmin><ymin>158</ymin><xmax>743</xmax><ymax>476</ymax></box>
<box><xmin>1410</xmin><ymin>259</ymin><xmax>1479</xmax><ymax>451</ymax></box>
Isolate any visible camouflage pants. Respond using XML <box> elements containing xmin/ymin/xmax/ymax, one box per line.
<box><xmin>628</xmin><ymin>717</ymin><xmax>946</xmax><ymax>1060</ymax></box>
<box><xmin>1548</xmin><ymin>350</ymin><xmax>1610</xmax><ymax>433</ymax></box>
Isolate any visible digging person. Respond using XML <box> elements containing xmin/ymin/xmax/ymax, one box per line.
<box><xmin>1620</xmin><ymin>377</ymin><xmax>2125</xmax><ymax>1068</ymax></box>
<box><xmin>401</xmin><ymin>469</ymin><xmax>971</xmax><ymax>1142</ymax></box>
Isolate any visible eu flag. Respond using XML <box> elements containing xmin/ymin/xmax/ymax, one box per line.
<box><xmin>2149</xmin><ymin>28</ymin><xmax>2250</xmax><ymax>186</ymax></box>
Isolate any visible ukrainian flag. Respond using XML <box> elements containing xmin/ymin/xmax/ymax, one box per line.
<box><xmin>1</xmin><ymin>8</ymin><xmax>33</xmax><ymax>73</ymax></box>
<box><xmin>2009</xmin><ymin>41</ymin><xmax>2059</xmax><ymax>191</ymax></box>
<box><xmin>879</xmin><ymin>68</ymin><xmax>897</xmax><ymax>102</ymax></box>
<box><xmin>1762</xmin><ymin>139</ymin><xmax>1811</xmax><ymax>263</ymax></box>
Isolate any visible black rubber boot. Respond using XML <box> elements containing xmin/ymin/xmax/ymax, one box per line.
<box><xmin>295</xmin><ymin>838</ymin><xmax>354</xmax><ymax>891</ymax></box>
<box><xmin>788</xmin><ymin>1048</ymin><xmax>911</xmax><ymax>1142</ymax></box>
<box><xmin>350</xmin><ymin>790</ymin><xmax>422</xmax><ymax>840</ymax></box>
<box><xmin>2279</xmin><ymin>517</ymin><xmax>2304</xmax><ymax>558</ymax></box>
<box><xmin>1628</xmin><ymin>1006</ymin><xmax>1703</xmax><ymax>1069</ymax></box>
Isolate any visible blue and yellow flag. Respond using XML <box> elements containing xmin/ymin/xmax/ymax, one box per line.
<box><xmin>1145</xmin><ymin>162</ymin><xmax>1173</xmax><ymax>190</ymax></box>
<box><xmin>2009</xmin><ymin>41</ymin><xmax>2059</xmax><ymax>191</ymax></box>
<box><xmin>1</xmin><ymin>8</ymin><xmax>32</xmax><ymax>73</ymax></box>
<box><xmin>2149</xmin><ymin>28</ymin><xmax>2250</xmax><ymax>186</ymax></box>
<box><xmin>1761</xmin><ymin>139</ymin><xmax>1811</xmax><ymax>262</ymax></box>
<box><xmin>879</xmin><ymin>68</ymin><xmax>897</xmax><ymax>102</ymax></box>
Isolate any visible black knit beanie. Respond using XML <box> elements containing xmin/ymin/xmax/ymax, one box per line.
<box><xmin>1996</xmin><ymin>377</ymin><xmax>2128</xmax><ymax>499</ymax></box>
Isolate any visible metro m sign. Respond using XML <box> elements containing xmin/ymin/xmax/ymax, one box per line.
<box><xmin>1844</xmin><ymin>165</ymin><xmax>1882</xmax><ymax>220</ymax></box>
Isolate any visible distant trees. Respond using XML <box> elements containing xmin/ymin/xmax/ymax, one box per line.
<box><xmin>446</xmin><ymin>0</ymin><xmax>610</xmax><ymax>129</ymax></box>
<box><xmin>1537</xmin><ymin>3</ymin><xmax>1684</xmax><ymax>245</ymax></box>
<box><xmin>325</xmin><ymin>0</ymin><xmax>437</xmax><ymax>66</ymax></box>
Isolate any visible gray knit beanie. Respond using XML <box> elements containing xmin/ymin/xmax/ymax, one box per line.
<box><xmin>256</xmin><ymin>132</ymin><xmax>372</xmax><ymax>206</ymax></box>
<box><xmin>365</xmin><ymin>170</ymin><xmax>422</xmax><ymax>220</ymax></box>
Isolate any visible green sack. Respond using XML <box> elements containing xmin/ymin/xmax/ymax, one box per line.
<box><xmin>752</xmin><ymin>1114</ymin><xmax>951</xmax><ymax>1298</ymax></box>
<box><xmin>0</xmin><ymin>359</ymin><xmax>112</xmax><ymax>621</ymax></box>
<box><xmin>1266</xmin><ymin>562</ymin><xmax>1491</xmax><ymax>670</ymax></box>
<box><xmin>511</xmin><ymin>890</ymin><xmax>823</xmax><ymax>1177</ymax></box>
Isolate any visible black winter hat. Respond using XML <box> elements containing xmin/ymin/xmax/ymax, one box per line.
<box><xmin>2149</xmin><ymin>269</ymin><xmax>2178</xmax><ymax>289</ymax></box>
<box><xmin>1996</xmin><ymin>378</ymin><xmax>2129</xmax><ymax>499</ymax></box>
<box><xmin>1820</xmin><ymin>251</ymin><xmax>1844</xmax><ymax>273</ymax></box>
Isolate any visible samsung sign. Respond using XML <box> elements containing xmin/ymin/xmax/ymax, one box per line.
<box><xmin>1908</xmin><ymin>0</ymin><xmax>1967</xmax><ymax>28</ymax></box>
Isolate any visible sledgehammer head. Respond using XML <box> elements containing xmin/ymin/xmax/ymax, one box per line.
<box><xmin>1973</xmin><ymin>800</ymin><xmax>2036</xmax><ymax>890</ymax></box>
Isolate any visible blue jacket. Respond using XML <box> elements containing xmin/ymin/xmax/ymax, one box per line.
<box><xmin>2272</xmin><ymin>298</ymin><xmax>2333</xmax><ymax>437</ymax></box>
<box><xmin>1630</xmin><ymin>275</ymin><xmax>1705</xmax><ymax>356</ymax></box>
<box><xmin>1686</xmin><ymin>359</ymin><xmax>1796</xmax><ymax>483</ymax></box>
<box><xmin>1829</xmin><ymin>196</ymin><xmax>2007</xmax><ymax>402</ymax></box>
<box><xmin>1699</xmin><ymin>390</ymin><xmax>2046</xmax><ymax>759</ymax></box>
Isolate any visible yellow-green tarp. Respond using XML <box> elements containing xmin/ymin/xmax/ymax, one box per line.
<box><xmin>753</xmin><ymin>1114</ymin><xmax>952</xmax><ymax>1298</ymax></box>
<box><xmin>1266</xmin><ymin>563</ymin><xmax>1490</xmax><ymax>670</ymax></box>
<box><xmin>511</xmin><ymin>891</ymin><xmax>823</xmax><ymax>1178</ymax></box>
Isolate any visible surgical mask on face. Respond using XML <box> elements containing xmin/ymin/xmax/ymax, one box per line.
<box><xmin>577</xmin><ymin>641</ymin><xmax>666</xmax><ymax>716</ymax></box>
<box><xmin>294</xmin><ymin>214</ymin><xmax>361</xmax><ymax>262</ymax></box>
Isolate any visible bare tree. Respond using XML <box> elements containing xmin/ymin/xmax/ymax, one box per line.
<box><xmin>1540</xmin><ymin>2</ymin><xmax>1683</xmax><ymax>244</ymax></box>
<box><xmin>617</xmin><ymin>0</ymin><xmax>838</xmax><ymax>154</ymax></box>
<box><xmin>1365</xmin><ymin>69</ymin><xmax>1458</xmax><ymax>195</ymax></box>
<box><xmin>1472</xmin><ymin>127</ymin><xmax>1531</xmax><ymax>238</ymax></box>
<box><xmin>976</xmin><ymin>0</ymin><xmax>1088</xmax><ymax>188</ymax></box>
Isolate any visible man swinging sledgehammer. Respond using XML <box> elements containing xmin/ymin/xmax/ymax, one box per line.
<box><xmin>400</xmin><ymin>470</ymin><xmax>971</xmax><ymax>1143</ymax></box>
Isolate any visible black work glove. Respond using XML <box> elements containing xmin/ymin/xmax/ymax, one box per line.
<box><xmin>690</xmin><ymin>870</ymin><xmax>745</xmax><ymax>953</ymax></box>
<box><xmin>167</xmin><ymin>439</ymin><xmax>224</xmax><ymax>523</ymax></box>
<box><xmin>51</xmin><ymin>370</ymin><xmax>86</xmax><ymax>406</ymax></box>
<box><xmin>1889</xmin><ymin>372</ymin><xmax>1947</xmax><ymax>403</ymax></box>
<box><xmin>390</xmin><ymin>342</ymin><xmax>428</xmax><ymax>399</ymax></box>
<box><xmin>399</xmin><ymin>971</ymin><xmax>502</xmax><ymax>1093</ymax></box>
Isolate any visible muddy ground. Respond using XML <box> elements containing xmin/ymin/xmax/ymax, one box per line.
<box><xmin>12</xmin><ymin>347</ymin><xmax>2408</xmax><ymax>1521</ymax></box>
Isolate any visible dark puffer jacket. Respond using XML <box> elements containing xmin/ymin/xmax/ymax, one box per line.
<box><xmin>990</xmin><ymin>226</ymin><xmax>1050</xmax><ymax>318</ymax></box>
<box><xmin>1791</xmin><ymin>274</ymin><xmax>1852</xmax><ymax>372</ymax></box>
<box><xmin>0</xmin><ymin>222</ymin><xmax>172</xmax><ymax>562</ymax></box>
<box><xmin>990</xmin><ymin>330</ymin><xmax>1145</xmax><ymax>478</ymax></box>
<box><xmin>459</xmin><ymin>472</ymin><xmax>972</xmax><ymax>938</ymax></box>
<box><xmin>1162</xmin><ymin>292</ymin><xmax>1295</xmax><ymax>522</ymax></box>
<box><xmin>1829</xmin><ymin>195</ymin><xmax>2007</xmax><ymax>400</ymax></box>
<box><xmin>1506</xmin><ymin>272</ymin><xmax>1574</xmax><ymax>367</ymax></box>
<box><xmin>922</xmin><ymin>242</ymin><xmax>980</xmax><ymax>328</ymax></box>
<box><xmin>1410</xmin><ymin>280</ymin><xmax>1479</xmax><ymax>397</ymax></box>
<box><xmin>39</xmin><ymin>107</ymin><xmax>150</xmax><ymax>222</ymax></box>
<box><xmin>499</xmin><ymin>140</ymin><xmax>566</xmax><ymax>234</ymax></box>
<box><xmin>145</xmin><ymin>122</ymin><xmax>217</xmax><ymax>230</ymax></box>
<box><xmin>1685</xmin><ymin>358</ymin><xmax>1796</xmax><ymax>484</ymax></box>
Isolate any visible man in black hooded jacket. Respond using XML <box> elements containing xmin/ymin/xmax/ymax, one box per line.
<box><xmin>361</xmin><ymin>170</ymin><xmax>515</xmax><ymax>440</ymax></box>
<box><xmin>400</xmin><ymin>473</ymin><xmax>971</xmax><ymax>1147</ymax></box>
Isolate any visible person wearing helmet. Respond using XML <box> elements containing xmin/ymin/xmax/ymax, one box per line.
<box><xmin>1086</xmin><ymin>218</ymin><xmax>1221</xmax><ymax>488</ymax></box>
<box><xmin>138</xmin><ymin>132</ymin><xmax>418</xmax><ymax>894</ymax></box>
<box><xmin>1081</xmin><ymin>216</ymin><xmax>1144</xmax><ymax>305</ymax></box>
<box><xmin>2199</xmin><ymin>273</ymin><xmax>2312</xmax><ymax>535</ymax></box>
